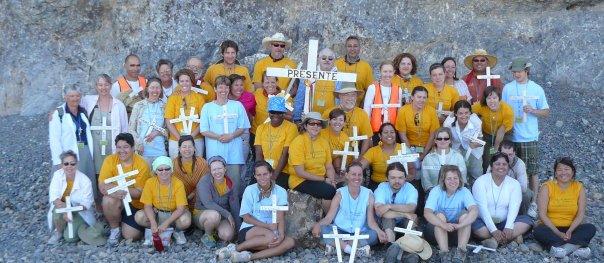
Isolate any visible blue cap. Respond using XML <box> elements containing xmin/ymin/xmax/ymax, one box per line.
<box><xmin>267</xmin><ymin>96</ymin><xmax>287</xmax><ymax>113</ymax></box>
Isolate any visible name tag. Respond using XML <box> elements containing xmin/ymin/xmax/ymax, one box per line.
<box><xmin>100</xmin><ymin>140</ymin><xmax>108</xmax><ymax>146</ymax></box>
<box><xmin>489</xmin><ymin>148</ymin><xmax>496</xmax><ymax>155</ymax></box>
<box><xmin>77</xmin><ymin>142</ymin><xmax>85</xmax><ymax>149</ymax></box>
<box><xmin>316</xmin><ymin>99</ymin><xmax>325</xmax><ymax>107</ymax></box>
<box><xmin>492</xmin><ymin>216</ymin><xmax>503</xmax><ymax>224</ymax></box>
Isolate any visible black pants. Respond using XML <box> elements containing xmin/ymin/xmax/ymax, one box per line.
<box><xmin>424</xmin><ymin>222</ymin><xmax>459</xmax><ymax>246</ymax></box>
<box><xmin>294</xmin><ymin>180</ymin><xmax>336</xmax><ymax>200</ymax></box>
<box><xmin>409</xmin><ymin>179</ymin><xmax>425</xmax><ymax>217</ymax></box>
<box><xmin>533</xmin><ymin>223</ymin><xmax>596</xmax><ymax>248</ymax></box>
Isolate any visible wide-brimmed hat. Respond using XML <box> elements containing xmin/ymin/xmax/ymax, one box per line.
<box><xmin>262</xmin><ymin>33</ymin><xmax>292</xmax><ymax>50</ymax></box>
<box><xmin>78</xmin><ymin>222</ymin><xmax>108</xmax><ymax>246</ymax></box>
<box><xmin>395</xmin><ymin>234</ymin><xmax>433</xmax><ymax>260</ymax></box>
<box><xmin>334</xmin><ymin>82</ymin><xmax>358</xmax><ymax>94</ymax></box>
<box><xmin>302</xmin><ymin>112</ymin><xmax>327</xmax><ymax>128</ymax></box>
<box><xmin>267</xmin><ymin>96</ymin><xmax>287</xmax><ymax>113</ymax></box>
<box><xmin>464</xmin><ymin>49</ymin><xmax>498</xmax><ymax>70</ymax></box>
<box><xmin>508</xmin><ymin>58</ymin><xmax>532</xmax><ymax>71</ymax></box>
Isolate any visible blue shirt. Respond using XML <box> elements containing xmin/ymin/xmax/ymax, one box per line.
<box><xmin>292</xmin><ymin>80</ymin><xmax>342</xmax><ymax>122</ymax></box>
<box><xmin>334</xmin><ymin>186</ymin><xmax>371</xmax><ymax>233</ymax></box>
<box><xmin>374</xmin><ymin>181</ymin><xmax>418</xmax><ymax>206</ymax></box>
<box><xmin>239</xmin><ymin>183</ymin><xmax>288</xmax><ymax>230</ymax></box>
<box><xmin>66</xmin><ymin>104</ymin><xmax>89</xmax><ymax>145</ymax></box>
<box><xmin>425</xmin><ymin>186</ymin><xmax>476</xmax><ymax>223</ymax></box>
<box><xmin>200</xmin><ymin>100</ymin><xmax>251</xmax><ymax>164</ymax></box>
<box><xmin>502</xmin><ymin>80</ymin><xmax>549</xmax><ymax>142</ymax></box>
<box><xmin>137</xmin><ymin>101</ymin><xmax>166</xmax><ymax>157</ymax></box>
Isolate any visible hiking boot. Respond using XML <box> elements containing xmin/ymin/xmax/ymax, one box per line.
<box><xmin>47</xmin><ymin>230</ymin><xmax>62</xmax><ymax>245</ymax></box>
<box><xmin>356</xmin><ymin>245</ymin><xmax>371</xmax><ymax>258</ymax></box>
<box><xmin>107</xmin><ymin>228</ymin><xmax>121</xmax><ymax>246</ymax></box>
<box><xmin>230</xmin><ymin>250</ymin><xmax>252</xmax><ymax>262</ymax></box>
<box><xmin>173</xmin><ymin>231</ymin><xmax>187</xmax><ymax>245</ymax></box>
<box><xmin>481</xmin><ymin>237</ymin><xmax>498</xmax><ymax>249</ymax></box>
<box><xmin>570</xmin><ymin>247</ymin><xmax>591</xmax><ymax>259</ymax></box>
<box><xmin>325</xmin><ymin>244</ymin><xmax>335</xmax><ymax>256</ymax></box>
<box><xmin>200</xmin><ymin>233</ymin><xmax>216</xmax><ymax>248</ymax></box>
<box><xmin>451</xmin><ymin>247</ymin><xmax>467</xmax><ymax>263</ymax></box>
<box><xmin>550</xmin><ymin>246</ymin><xmax>567</xmax><ymax>258</ymax></box>
<box><xmin>216</xmin><ymin>243</ymin><xmax>237</xmax><ymax>260</ymax></box>
<box><xmin>439</xmin><ymin>250</ymin><xmax>450</xmax><ymax>263</ymax></box>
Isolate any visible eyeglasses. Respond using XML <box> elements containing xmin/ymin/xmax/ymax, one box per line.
<box><xmin>472</xmin><ymin>58</ymin><xmax>487</xmax><ymax>63</ymax></box>
<box><xmin>272</xmin><ymin>43</ymin><xmax>286</xmax><ymax>48</ymax></box>
<box><xmin>321</xmin><ymin>56</ymin><xmax>334</xmax><ymax>61</ymax></box>
<box><xmin>435</xmin><ymin>137</ymin><xmax>450</xmax><ymax>141</ymax></box>
<box><xmin>307</xmin><ymin>122</ymin><xmax>322</xmax><ymax>127</ymax></box>
<box><xmin>156</xmin><ymin>167</ymin><xmax>172</xmax><ymax>172</ymax></box>
<box><xmin>62</xmin><ymin>162</ymin><xmax>77</xmax><ymax>166</ymax></box>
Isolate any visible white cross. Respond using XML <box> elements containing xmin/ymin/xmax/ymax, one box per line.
<box><xmin>141</xmin><ymin>119</ymin><xmax>167</xmax><ymax>142</ymax></box>
<box><xmin>348</xmin><ymin>126</ymin><xmax>368</xmax><ymax>154</ymax></box>
<box><xmin>89</xmin><ymin>116</ymin><xmax>115</xmax><ymax>155</ymax></box>
<box><xmin>438</xmin><ymin>149</ymin><xmax>448</xmax><ymax>165</ymax></box>
<box><xmin>191</xmin><ymin>86</ymin><xmax>209</xmax><ymax>95</ymax></box>
<box><xmin>370</xmin><ymin>102</ymin><xmax>401</xmax><ymax>124</ymax></box>
<box><xmin>264</xmin><ymin>90</ymin><xmax>294</xmax><ymax>123</ymax></box>
<box><xmin>266</xmin><ymin>39</ymin><xmax>357</xmax><ymax>115</ymax></box>
<box><xmin>509</xmin><ymin>89</ymin><xmax>539</xmax><ymax>123</ymax></box>
<box><xmin>285</xmin><ymin>62</ymin><xmax>303</xmax><ymax>94</ymax></box>
<box><xmin>322</xmin><ymin>226</ymin><xmax>350</xmax><ymax>263</ymax></box>
<box><xmin>402</xmin><ymin>88</ymin><xmax>412</xmax><ymax>103</ymax></box>
<box><xmin>342</xmin><ymin>228</ymin><xmax>370</xmax><ymax>263</ymax></box>
<box><xmin>476</xmin><ymin>67</ymin><xmax>500</xmax><ymax>87</ymax></box>
<box><xmin>215</xmin><ymin>105</ymin><xmax>238</xmax><ymax>134</ymax></box>
<box><xmin>55</xmin><ymin>196</ymin><xmax>84</xmax><ymax>239</ymax></box>
<box><xmin>463</xmin><ymin>131</ymin><xmax>486</xmax><ymax>160</ymax></box>
<box><xmin>104</xmin><ymin>164</ymin><xmax>138</xmax><ymax>216</ymax></box>
<box><xmin>333</xmin><ymin>141</ymin><xmax>359</xmax><ymax>171</ymax></box>
<box><xmin>436</xmin><ymin>102</ymin><xmax>453</xmax><ymax>117</ymax></box>
<box><xmin>467</xmin><ymin>244</ymin><xmax>496</xmax><ymax>253</ymax></box>
<box><xmin>259</xmin><ymin>195</ymin><xmax>289</xmax><ymax>224</ymax></box>
<box><xmin>387</xmin><ymin>143</ymin><xmax>420</xmax><ymax>174</ymax></box>
<box><xmin>393</xmin><ymin>220</ymin><xmax>423</xmax><ymax>237</ymax></box>
<box><xmin>170</xmin><ymin>107</ymin><xmax>199</xmax><ymax>135</ymax></box>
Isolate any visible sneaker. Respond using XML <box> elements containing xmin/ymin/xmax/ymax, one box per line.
<box><xmin>550</xmin><ymin>246</ymin><xmax>567</xmax><ymax>258</ymax></box>
<box><xmin>527</xmin><ymin>202</ymin><xmax>538</xmax><ymax>218</ymax></box>
<box><xmin>216</xmin><ymin>243</ymin><xmax>237</xmax><ymax>260</ymax></box>
<box><xmin>230</xmin><ymin>250</ymin><xmax>252</xmax><ymax>262</ymax></box>
<box><xmin>570</xmin><ymin>247</ymin><xmax>591</xmax><ymax>259</ymax></box>
<box><xmin>514</xmin><ymin>234</ymin><xmax>524</xmax><ymax>244</ymax></box>
<box><xmin>481</xmin><ymin>237</ymin><xmax>498</xmax><ymax>249</ymax></box>
<box><xmin>356</xmin><ymin>245</ymin><xmax>371</xmax><ymax>258</ymax></box>
<box><xmin>451</xmin><ymin>247</ymin><xmax>467</xmax><ymax>263</ymax></box>
<box><xmin>107</xmin><ymin>228</ymin><xmax>121</xmax><ymax>246</ymax></box>
<box><xmin>439</xmin><ymin>251</ymin><xmax>450</xmax><ymax>263</ymax></box>
<box><xmin>325</xmin><ymin>244</ymin><xmax>335</xmax><ymax>256</ymax></box>
<box><xmin>47</xmin><ymin>230</ymin><xmax>62</xmax><ymax>245</ymax></box>
<box><xmin>200</xmin><ymin>233</ymin><xmax>216</xmax><ymax>248</ymax></box>
<box><xmin>143</xmin><ymin>229</ymin><xmax>152</xmax><ymax>246</ymax></box>
<box><xmin>173</xmin><ymin>231</ymin><xmax>187</xmax><ymax>245</ymax></box>
<box><xmin>384</xmin><ymin>243</ymin><xmax>401</xmax><ymax>263</ymax></box>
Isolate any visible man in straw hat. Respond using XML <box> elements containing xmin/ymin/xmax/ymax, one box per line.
<box><xmin>502</xmin><ymin>58</ymin><xmax>550</xmax><ymax>219</ymax></box>
<box><xmin>462</xmin><ymin>49</ymin><xmax>503</xmax><ymax>103</ymax></box>
<box><xmin>252</xmin><ymin>32</ymin><xmax>297</xmax><ymax>91</ymax></box>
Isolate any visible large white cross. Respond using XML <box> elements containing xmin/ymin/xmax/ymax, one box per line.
<box><xmin>141</xmin><ymin>119</ymin><xmax>167</xmax><ymax>142</ymax></box>
<box><xmin>393</xmin><ymin>220</ymin><xmax>423</xmax><ymax>237</ymax></box>
<box><xmin>322</xmin><ymin>226</ymin><xmax>350</xmax><ymax>263</ymax></box>
<box><xmin>89</xmin><ymin>116</ymin><xmax>115</xmax><ymax>155</ymax></box>
<box><xmin>104</xmin><ymin>164</ymin><xmax>138</xmax><ymax>216</ymax></box>
<box><xmin>370</xmin><ymin>102</ymin><xmax>401</xmax><ymax>124</ymax></box>
<box><xmin>215</xmin><ymin>105</ymin><xmax>238</xmax><ymax>134</ymax></box>
<box><xmin>170</xmin><ymin>107</ymin><xmax>199</xmax><ymax>135</ymax></box>
<box><xmin>264</xmin><ymin>90</ymin><xmax>294</xmax><ymax>123</ymax></box>
<box><xmin>342</xmin><ymin>228</ymin><xmax>370</xmax><ymax>263</ymax></box>
<box><xmin>191</xmin><ymin>82</ymin><xmax>209</xmax><ymax>95</ymax></box>
<box><xmin>476</xmin><ymin>67</ymin><xmax>500</xmax><ymax>87</ymax></box>
<box><xmin>509</xmin><ymin>89</ymin><xmax>539</xmax><ymax>123</ymax></box>
<box><xmin>387</xmin><ymin>143</ymin><xmax>420</xmax><ymax>174</ymax></box>
<box><xmin>467</xmin><ymin>244</ymin><xmax>496</xmax><ymax>253</ymax></box>
<box><xmin>463</xmin><ymin>131</ymin><xmax>486</xmax><ymax>160</ymax></box>
<box><xmin>436</xmin><ymin>102</ymin><xmax>453</xmax><ymax>117</ymax></box>
<box><xmin>266</xmin><ymin>39</ymin><xmax>357</xmax><ymax>115</ymax></box>
<box><xmin>348</xmin><ymin>126</ymin><xmax>368</xmax><ymax>154</ymax></box>
<box><xmin>55</xmin><ymin>196</ymin><xmax>84</xmax><ymax>239</ymax></box>
<box><xmin>259</xmin><ymin>194</ymin><xmax>289</xmax><ymax>224</ymax></box>
<box><xmin>333</xmin><ymin>141</ymin><xmax>359</xmax><ymax>171</ymax></box>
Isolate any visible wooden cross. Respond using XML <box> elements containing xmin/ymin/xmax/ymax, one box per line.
<box><xmin>103</xmin><ymin>164</ymin><xmax>139</xmax><ymax>216</ymax></box>
<box><xmin>54</xmin><ymin>196</ymin><xmax>84</xmax><ymax>239</ymax></box>
<box><xmin>467</xmin><ymin>244</ymin><xmax>496</xmax><ymax>253</ymax></box>
<box><xmin>387</xmin><ymin>143</ymin><xmax>420</xmax><ymax>174</ymax></box>
<box><xmin>322</xmin><ymin>226</ymin><xmax>350</xmax><ymax>263</ymax></box>
<box><xmin>370</xmin><ymin>102</ymin><xmax>401</xmax><ymax>124</ymax></box>
<box><xmin>393</xmin><ymin>220</ymin><xmax>423</xmax><ymax>237</ymax></box>
<box><xmin>89</xmin><ymin>116</ymin><xmax>114</xmax><ymax>155</ymax></box>
<box><xmin>348</xmin><ymin>126</ymin><xmax>368</xmax><ymax>154</ymax></box>
<box><xmin>141</xmin><ymin>119</ymin><xmax>167</xmax><ymax>142</ymax></box>
<box><xmin>215</xmin><ymin>105</ymin><xmax>238</xmax><ymax>134</ymax></box>
<box><xmin>463</xmin><ymin>131</ymin><xmax>486</xmax><ymax>160</ymax></box>
<box><xmin>266</xmin><ymin>39</ymin><xmax>357</xmax><ymax>115</ymax></box>
<box><xmin>333</xmin><ymin>141</ymin><xmax>359</xmax><ymax>171</ymax></box>
<box><xmin>169</xmin><ymin>107</ymin><xmax>199</xmax><ymax>135</ymax></box>
<box><xmin>436</xmin><ymin>102</ymin><xmax>453</xmax><ymax>117</ymax></box>
<box><xmin>264</xmin><ymin>90</ymin><xmax>294</xmax><ymax>123</ymax></box>
<box><xmin>476</xmin><ymin>67</ymin><xmax>500</xmax><ymax>87</ymax></box>
<box><xmin>508</xmin><ymin>89</ymin><xmax>539</xmax><ymax>123</ymax></box>
<box><xmin>259</xmin><ymin>194</ymin><xmax>289</xmax><ymax>224</ymax></box>
<box><xmin>342</xmin><ymin>228</ymin><xmax>370</xmax><ymax>263</ymax></box>
<box><xmin>191</xmin><ymin>86</ymin><xmax>209</xmax><ymax>95</ymax></box>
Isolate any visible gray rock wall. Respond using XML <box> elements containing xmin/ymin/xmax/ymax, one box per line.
<box><xmin>1</xmin><ymin>0</ymin><xmax>602</xmax><ymax>115</ymax></box>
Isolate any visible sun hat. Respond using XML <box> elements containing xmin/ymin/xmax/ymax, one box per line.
<box><xmin>152</xmin><ymin>156</ymin><xmax>173</xmax><ymax>172</ymax></box>
<box><xmin>334</xmin><ymin>82</ymin><xmax>358</xmax><ymax>94</ymax></box>
<box><xmin>78</xmin><ymin>222</ymin><xmax>108</xmax><ymax>246</ymax></box>
<box><xmin>508</xmin><ymin>58</ymin><xmax>532</xmax><ymax>71</ymax></box>
<box><xmin>301</xmin><ymin>111</ymin><xmax>327</xmax><ymax>129</ymax></box>
<box><xmin>395</xmin><ymin>234</ymin><xmax>433</xmax><ymax>260</ymax></box>
<box><xmin>464</xmin><ymin>49</ymin><xmax>498</xmax><ymax>70</ymax></box>
<box><xmin>267</xmin><ymin>96</ymin><xmax>287</xmax><ymax>113</ymax></box>
<box><xmin>262</xmin><ymin>33</ymin><xmax>292</xmax><ymax>50</ymax></box>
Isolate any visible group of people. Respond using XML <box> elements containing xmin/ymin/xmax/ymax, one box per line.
<box><xmin>47</xmin><ymin>32</ymin><xmax>596</xmax><ymax>262</ymax></box>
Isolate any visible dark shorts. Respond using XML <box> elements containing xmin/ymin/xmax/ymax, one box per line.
<box><xmin>471</xmin><ymin>214</ymin><xmax>534</xmax><ymax>232</ymax></box>
<box><xmin>425</xmin><ymin>222</ymin><xmax>459</xmax><ymax>246</ymax></box>
<box><xmin>238</xmin><ymin>226</ymin><xmax>253</xmax><ymax>244</ymax></box>
<box><xmin>514</xmin><ymin>141</ymin><xmax>539</xmax><ymax>175</ymax></box>
<box><xmin>294</xmin><ymin>180</ymin><xmax>336</xmax><ymax>200</ymax></box>
<box><xmin>121</xmin><ymin>203</ymin><xmax>144</xmax><ymax>232</ymax></box>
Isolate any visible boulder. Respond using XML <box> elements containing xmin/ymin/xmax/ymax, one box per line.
<box><xmin>285</xmin><ymin>190</ymin><xmax>323</xmax><ymax>248</ymax></box>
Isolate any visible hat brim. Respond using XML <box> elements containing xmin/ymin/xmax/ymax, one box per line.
<box><xmin>78</xmin><ymin>225</ymin><xmax>107</xmax><ymax>246</ymax></box>
<box><xmin>302</xmin><ymin>117</ymin><xmax>327</xmax><ymax>129</ymax></box>
<box><xmin>509</xmin><ymin>62</ymin><xmax>532</xmax><ymax>71</ymax></box>
<box><xmin>334</xmin><ymin>88</ymin><xmax>359</xmax><ymax>94</ymax></box>
<box><xmin>262</xmin><ymin>38</ymin><xmax>292</xmax><ymax>50</ymax></box>
<box><xmin>464</xmin><ymin>54</ymin><xmax>498</xmax><ymax>70</ymax></box>
<box><xmin>417</xmin><ymin>240</ymin><xmax>433</xmax><ymax>260</ymax></box>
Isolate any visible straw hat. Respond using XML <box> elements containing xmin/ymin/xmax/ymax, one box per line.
<box><xmin>464</xmin><ymin>49</ymin><xmax>498</xmax><ymax>69</ymax></box>
<box><xmin>395</xmin><ymin>234</ymin><xmax>433</xmax><ymax>260</ymax></box>
<box><xmin>262</xmin><ymin>33</ymin><xmax>292</xmax><ymax>50</ymax></box>
<box><xmin>78</xmin><ymin>222</ymin><xmax>108</xmax><ymax>246</ymax></box>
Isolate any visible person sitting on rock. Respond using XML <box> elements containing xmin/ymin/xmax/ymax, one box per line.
<box><xmin>461</xmin><ymin>49</ymin><xmax>503</xmax><ymax>104</ymax></box>
<box><xmin>216</xmin><ymin>161</ymin><xmax>295</xmax><ymax>262</ymax></box>
<box><xmin>47</xmin><ymin>150</ymin><xmax>96</xmax><ymax>244</ymax></box>
<box><xmin>360</xmin><ymin>123</ymin><xmax>408</xmax><ymax>190</ymax></box>
<box><xmin>171</xmin><ymin>135</ymin><xmax>209</xmax><ymax>216</ymax></box>
<box><xmin>424</xmin><ymin>165</ymin><xmax>478</xmax><ymax>262</ymax></box>
<box><xmin>252</xmin><ymin>32</ymin><xmax>297</xmax><ymax>91</ymax></box>
<box><xmin>335</xmin><ymin>35</ymin><xmax>374</xmax><ymax>106</ymax></box>
<box><xmin>194</xmin><ymin>156</ymin><xmax>241</xmax><ymax>247</ymax></box>
<box><xmin>471</xmin><ymin>153</ymin><xmax>533</xmax><ymax>248</ymax></box>
<box><xmin>374</xmin><ymin>162</ymin><xmax>418</xmax><ymax>243</ymax></box>
<box><xmin>98</xmin><ymin>132</ymin><xmax>152</xmax><ymax>245</ymax></box>
<box><xmin>421</xmin><ymin>127</ymin><xmax>467</xmax><ymax>193</ymax></box>
<box><xmin>319</xmin><ymin>108</ymin><xmax>349</xmax><ymax>185</ymax></box>
<box><xmin>136</xmin><ymin>156</ymin><xmax>190</xmax><ymax>245</ymax></box>
<box><xmin>312</xmin><ymin>161</ymin><xmax>388</xmax><ymax>258</ymax></box>
<box><xmin>533</xmin><ymin>157</ymin><xmax>596</xmax><ymax>259</ymax></box>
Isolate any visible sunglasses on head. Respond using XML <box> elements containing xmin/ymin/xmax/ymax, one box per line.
<box><xmin>435</xmin><ymin>137</ymin><xmax>450</xmax><ymax>141</ymax></box>
<box><xmin>156</xmin><ymin>167</ymin><xmax>172</xmax><ymax>172</ymax></box>
<box><xmin>62</xmin><ymin>162</ymin><xmax>77</xmax><ymax>166</ymax></box>
<box><xmin>473</xmin><ymin>58</ymin><xmax>487</xmax><ymax>63</ymax></box>
<box><xmin>272</xmin><ymin>43</ymin><xmax>286</xmax><ymax>48</ymax></box>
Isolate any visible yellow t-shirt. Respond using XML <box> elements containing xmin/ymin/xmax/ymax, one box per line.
<box><xmin>309</xmin><ymin>80</ymin><xmax>337</xmax><ymax>115</ymax></box>
<box><xmin>471</xmin><ymin>102</ymin><xmax>514</xmax><ymax>135</ymax></box>
<box><xmin>319</xmin><ymin>128</ymin><xmax>350</xmax><ymax>157</ymax></box>
<box><xmin>335</xmin><ymin>58</ymin><xmax>374</xmax><ymax>105</ymax></box>
<box><xmin>395</xmin><ymin>104</ymin><xmax>440</xmax><ymax>147</ymax></box>
<box><xmin>214</xmin><ymin>179</ymin><xmax>228</xmax><ymax>196</ymax></box>
<box><xmin>545</xmin><ymin>180</ymin><xmax>583</xmax><ymax>227</ymax></box>
<box><xmin>251</xmin><ymin>89</ymin><xmax>293</xmax><ymax>134</ymax></box>
<box><xmin>182</xmin><ymin>160</ymin><xmax>193</xmax><ymax>176</ymax></box>
<box><xmin>140</xmin><ymin>176</ymin><xmax>188</xmax><ymax>211</ymax></box>
<box><xmin>98</xmin><ymin>153</ymin><xmax>151</xmax><ymax>210</ymax></box>
<box><xmin>252</xmin><ymin>56</ymin><xmax>297</xmax><ymax>89</ymax></box>
<box><xmin>61</xmin><ymin>179</ymin><xmax>74</xmax><ymax>201</ymax></box>
<box><xmin>164</xmin><ymin>91</ymin><xmax>206</xmax><ymax>140</ymax></box>
<box><xmin>424</xmin><ymin>83</ymin><xmax>460</xmax><ymax>111</ymax></box>
<box><xmin>204</xmin><ymin>63</ymin><xmax>253</xmax><ymax>92</ymax></box>
<box><xmin>362</xmin><ymin>144</ymin><xmax>403</xmax><ymax>183</ymax></box>
<box><xmin>288</xmin><ymin>133</ymin><xmax>332</xmax><ymax>189</ymax></box>
<box><xmin>392</xmin><ymin>74</ymin><xmax>424</xmax><ymax>96</ymax></box>
<box><xmin>322</xmin><ymin>107</ymin><xmax>373</xmax><ymax>139</ymax></box>
<box><xmin>254</xmin><ymin>120</ymin><xmax>299</xmax><ymax>171</ymax></box>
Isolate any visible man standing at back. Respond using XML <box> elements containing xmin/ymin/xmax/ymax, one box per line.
<box><xmin>110</xmin><ymin>54</ymin><xmax>147</xmax><ymax>98</ymax></box>
<box><xmin>335</xmin><ymin>36</ymin><xmax>374</xmax><ymax>106</ymax></box>
<box><xmin>186</xmin><ymin>56</ymin><xmax>215</xmax><ymax>101</ymax></box>
<box><xmin>252</xmin><ymin>32</ymin><xmax>297</xmax><ymax>91</ymax></box>
<box><xmin>462</xmin><ymin>49</ymin><xmax>503</xmax><ymax>103</ymax></box>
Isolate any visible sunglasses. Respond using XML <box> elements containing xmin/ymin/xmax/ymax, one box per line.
<box><xmin>272</xmin><ymin>43</ymin><xmax>286</xmax><ymax>48</ymax></box>
<box><xmin>156</xmin><ymin>167</ymin><xmax>172</xmax><ymax>172</ymax></box>
<box><xmin>472</xmin><ymin>58</ymin><xmax>487</xmax><ymax>63</ymax></box>
<box><xmin>307</xmin><ymin>122</ymin><xmax>322</xmax><ymax>127</ymax></box>
<box><xmin>321</xmin><ymin>56</ymin><xmax>334</xmax><ymax>61</ymax></box>
<box><xmin>435</xmin><ymin>137</ymin><xmax>450</xmax><ymax>141</ymax></box>
<box><xmin>62</xmin><ymin>162</ymin><xmax>77</xmax><ymax>166</ymax></box>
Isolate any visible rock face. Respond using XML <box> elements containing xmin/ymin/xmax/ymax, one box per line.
<box><xmin>1</xmin><ymin>0</ymin><xmax>602</xmax><ymax>115</ymax></box>
<box><xmin>285</xmin><ymin>190</ymin><xmax>323</xmax><ymax>248</ymax></box>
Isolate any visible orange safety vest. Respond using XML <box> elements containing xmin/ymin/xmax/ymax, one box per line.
<box><xmin>117</xmin><ymin>75</ymin><xmax>147</xmax><ymax>92</ymax></box>
<box><xmin>370</xmin><ymin>82</ymin><xmax>400</xmax><ymax>132</ymax></box>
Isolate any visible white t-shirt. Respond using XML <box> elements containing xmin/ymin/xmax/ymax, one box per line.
<box><xmin>472</xmin><ymin>173</ymin><xmax>522</xmax><ymax>232</ymax></box>
<box><xmin>110</xmin><ymin>78</ymin><xmax>144</xmax><ymax>98</ymax></box>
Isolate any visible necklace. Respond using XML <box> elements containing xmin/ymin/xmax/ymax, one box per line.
<box><xmin>490</xmin><ymin>176</ymin><xmax>504</xmax><ymax>212</ymax></box>
<box><xmin>347</xmin><ymin>186</ymin><xmax>362</xmax><ymax>223</ymax></box>
<box><xmin>157</xmin><ymin>177</ymin><xmax>173</xmax><ymax>211</ymax></box>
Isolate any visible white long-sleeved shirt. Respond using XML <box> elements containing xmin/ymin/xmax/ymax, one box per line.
<box><xmin>487</xmin><ymin>157</ymin><xmax>528</xmax><ymax>193</ymax></box>
<box><xmin>81</xmin><ymin>95</ymin><xmax>129</xmax><ymax>154</ymax></box>
<box><xmin>47</xmin><ymin>169</ymin><xmax>96</xmax><ymax>231</ymax></box>
<box><xmin>443</xmin><ymin>113</ymin><xmax>484</xmax><ymax>160</ymax></box>
<box><xmin>472</xmin><ymin>173</ymin><xmax>522</xmax><ymax>232</ymax></box>
<box><xmin>421</xmin><ymin>148</ymin><xmax>467</xmax><ymax>191</ymax></box>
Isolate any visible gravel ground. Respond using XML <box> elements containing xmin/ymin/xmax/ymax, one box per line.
<box><xmin>0</xmin><ymin>84</ymin><xmax>602</xmax><ymax>262</ymax></box>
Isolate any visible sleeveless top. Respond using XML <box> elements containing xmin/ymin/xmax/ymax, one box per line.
<box><xmin>334</xmin><ymin>186</ymin><xmax>371</xmax><ymax>233</ymax></box>
<box><xmin>545</xmin><ymin>180</ymin><xmax>582</xmax><ymax>227</ymax></box>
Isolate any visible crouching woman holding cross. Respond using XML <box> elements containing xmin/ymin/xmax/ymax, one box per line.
<box><xmin>312</xmin><ymin>161</ymin><xmax>388</xmax><ymax>258</ymax></box>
